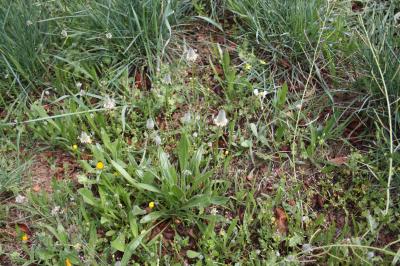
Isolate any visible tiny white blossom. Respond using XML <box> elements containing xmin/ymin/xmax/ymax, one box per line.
<box><xmin>253</xmin><ymin>89</ymin><xmax>259</xmax><ymax>96</ymax></box>
<box><xmin>61</xmin><ymin>29</ymin><xmax>68</xmax><ymax>38</ymax></box>
<box><xmin>153</xmin><ymin>134</ymin><xmax>162</xmax><ymax>146</ymax></box>
<box><xmin>214</xmin><ymin>110</ymin><xmax>228</xmax><ymax>127</ymax></box>
<box><xmin>45</xmin><ymin>90</ymin><xmax>50</xmax><ymax>96</ymax></box>
<box><xmin>162</xmin><ymin>74</ymin><xmax>172</xmax><ymax>85</ymax></box>
<box><xmin>79</xmin><ymin>89</ymin><xmax>85</xmax><ymax>96</ymax></box>
<box><xmin>103</xmin><ymin>95</ymin><xmax>116</xmax><ymax>110</ymax></box>
<box><xmin>185</xmin><ymin>47</ymin><xmax>198</xmax><ymax>62</ymax></box>
<box><xmin>146</xmin><ymin>118</ymin><xmax>155</xmax><ymax>130</ymax></box>
<box><xmin>51</xmin><ymin>206</ymin><xmax>61</xmax><ymax>216</ymax></box>
<box><xmin>26</xmin><ymin>20</ymin><xmax>33</xmax><ymax>26</ymax></box>
<box><xmin>181</xmin><ymin>112</ymin><xmax>191</xmax><ymax>124</ymax></box>
<box><xmin>15</xmin><ymin>194</ymin><xmax>27</xmax><ymax>204</ymax></box>
<box><xmin>367</xmin><ymin>251</ymin><xmax>375</xmax><ymax>259</ymax></box>
<box><xmin>302</xmin><ymin>243</ymin><xmax>313</xmax><ymax>254</ymax></box>
<box><xmin>4</xmin><ymin>73</ymin><xmax>9</xmax><ymax>79</ymax></box>
<box><xmin>210</xmin><ymin>207</ymin><xmax>218</xmax><ymax>216</ymax></box>
<box><xmin>192</xmin><ymin>132</ymin><xmax>198</xmax><ymax>138</ymax></box>
<box><xmin>79</xmin><ymin>131</ymin><xmax>92</xmax><ymax>144</ymax></box>
<box><xmin>105</xmin><ymin>32</ymin><xmax>112</xmax><ymax>39</ymax></box>
<box><xmin>76</xmin><ymin>82</ymin><xmax>82</xmax><ymax>89</ymax></box>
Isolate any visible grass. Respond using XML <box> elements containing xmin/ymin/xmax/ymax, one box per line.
<box><xmin>0</xmin><ymin>0</ymin><xmax>399</xmax><ymax>265</ymax></box>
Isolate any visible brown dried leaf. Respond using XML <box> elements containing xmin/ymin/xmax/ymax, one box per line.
<box><xmin>32</xmin><ymin>184</ymin><xmax>41</xmax><ymax>192</ymax></box>
<box><xmin>328</xmin><ymin>156</ymin><xmax>348</xmax><ymax>165</ymax></box>
<box><xmin>274</xmin><ymin>207</ymin><xmax>288</xmax><ymax>234</ymax></box>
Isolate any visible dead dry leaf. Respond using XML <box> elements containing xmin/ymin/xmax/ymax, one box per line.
<box><xmin>274</xmin><ymin>207</ymin><xmax>288</xmax><ymax>234</ymax></box>
<box><xmin>328</xmin><ymin>156</ymin><xmax>348</xmax><ymax>165</ymax></box>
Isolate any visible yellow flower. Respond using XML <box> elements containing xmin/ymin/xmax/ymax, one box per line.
<box><xmin>259</xmin><ymin>59</ymin><xmax>267</xmax><ymax>65</ymax></box>
<box><xmin>224</xmin><ymin>150</ymin><xmax>229</xmax><ymax>156</ymax></box>
<box><xmin>96</xmin><ymin>161</ymin><xmax>104</xmax><ymax>170</ymax></box>
<box><xmin>72</xmin><ymin>144</ymin><xmax>78</xmax><ymax>151</ymax></box>
<box><xmin>65</xmin><ymin>258</ymin><xmax>72</xmax><ymax>266</ymax></box>
<box><xmin>148</xmin><ymin>201</ymin><xmax>155</xmax><ymax>209</ymax></box>
<box><xmin>244</xmin><ymin>63</ymin><xmax>252</xmax><ymax>71</ymax></box>
<box><xmin>21</xmin><ymin>234</ymin><xmax>29</xmax><ymax>242</ymax></box>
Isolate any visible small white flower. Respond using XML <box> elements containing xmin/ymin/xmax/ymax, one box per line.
<box><xmin>182</xmin><ymin>169</ymin><xmax>192</xmax><ymax>176</ymax></box>
<box><xmin>103</xmin><ymin>95</ymin><xmax>116</xmax><ymax>110</ymax></box>
<box><xmin>76</xmin><ymin>82</ymin><xmax>82</xmax><ymax>89</ymax></box>
<box><xmin>207</xmin><ymin>142</ymin><xmax>213</xmax><ymax>147</ymax></box>
<box><xmin>255</xmin><ymin>249</ymin><xmax>261</xmax><ymax>255</ymax></box>
<box><xmin>146</xmin><ymin>118</ymin><xmax>155</xmax><ymax>130</ymax></box>
<box><xmin>192</xmin><ymin>132</ymin><xmax>198</xmax><ymax>138</ymax></box>
<box><xmin>162</xmin><ymin>74</ymin><xmax>172</xmax><ymax>85</ymax></box>
<box><xmin>295</xmin><ymin>103</ymin><xmax>302</xmax><ymax>110</ymax></box>
<box><xmin>15</xmin><ymin>194</ymin><xmax>27</xmax><ymax>204</ymax></box>
<box><xmin>26</xmin><ymin>20</ymin><xmax>33</xmax><ymax>26</ymax></box>
<box><xmin>51</xmin><ymin>206</ymin><xmax>61</xmax><ymax>216</ymax></box>
<box><xmin>276</xmin><ymin>251</ymin><xmax>281</xmax><ymax>257</ymax></box>
<box><xmin>44</xmin><ymin>90</ymin><xmax>50</xmax><ymax>96</ymax></box>
<box><xmin>214</xmin><ymin>110</ymin><xmax>228</xmax><ymax>127</ymax></box>
<box><xmin>79</xmin><ymin>89</ymin><xmax>85</xmax><ymax>96</ymax></box>
<box><xmin>253</xmin><ymin>89</ymin><xmax>259</xmax><ymax>96</ymax></box>
<box><xmin>302</xmin><ymin>243</ymin><xmax>313</xmax><ymax>254</ymax></box>
<box><xmin>302</xmin><ymin>216</ymin><xmax>310</xmax><ymax>223</ymax></box>
<box><xmin>105</xmin><ymin>32</ymin><xmax>112</xmax><ymax>39</ymax></box>
<box><xmin>181</xmin><ymin>112</ymin><xmax>191</xmax><ymax>124</ymax></box>
<box><xmin>79</xmin><ymin>131</ymin><xmax>92</xmax><ymax>144</ymax></box>
<box><xmin>4</xmin><ymin>73</ymin><xmax>9</xmax><ymax>79</ymax></box>
<box><xmin>367</xmin><ymin>251</ymin><xmax>375</xmax><ymax>259</ymax></box>
<box><xmin>61</xmin><ymin>29</ymin><xmax>68</xmax><ymax>38</ymax></box>
<box><xmin>185</xmin><ymin>47</ymin><xmax>198</xmax><ymax>62</ymax></box>
<box><xmin>286</xmin><ymin>255</ymin><xmax>295</xmax><ymax>262</ymax></box>
<box><xmin>210</xmin><ymin>207</ymin><xmax>218</xmax><ymax>216</ymax></box>
<box><xmin>153</xmin><ymin>134</ymin><xmax>162</xmax><ymax>146</ymax></box>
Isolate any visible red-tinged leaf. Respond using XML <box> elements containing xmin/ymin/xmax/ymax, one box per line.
<box><xmin>16</xmin><ymin>223</ymin><xmax>31</xmax><ymax>234</ymax></box>
<box><xmin>328</xmin><ymin>156</ymin><xmax>348</xmax><ymax>165</ymax></box>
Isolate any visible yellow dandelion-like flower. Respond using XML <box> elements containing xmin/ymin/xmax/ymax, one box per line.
<box><xmin>148</xmin><ymin>201</ymin><xmax>155</xmax><ymax>209</ymax></box>
<box><xmin>21</xmin><ymin>234</ymin><xmax>29</xmax><ymax>242</ymax></box>
<box><xmin>65</xmin><ymin>258</ymin><xmax>72</xmax><ymax>266</ymax></box>
<box><xmin>72</xmin><ymin>144</ymin><xmax>78</xmax><ymax>151</ymax></box>
<box><xmin>96</xmin><ymin>161</ymin><xmax>104</xmax><ymax>170</ymax></box>
<box><xmin>244</xmin><ymin>63</ymin><xmax>252</xmax><ymax>71</ymax></box>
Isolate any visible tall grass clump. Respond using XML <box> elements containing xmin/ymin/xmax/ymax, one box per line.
<box><xmin>0</xmin><ymin>0</ymin><xmax>56</xmax><ymax>95</ymax></box>
<box><xmin>354</xmin><ymin>1</ymin><xmax>400</xmax><ymax>214</ymax></box>
<box><xmin>57</xmin><ymin>0</ymin><xmax>192</xmax><ymax>76</ymax></box>
<box><xmin>225</xmin><ymin>0</ymin><xmax>355</xmax><ymax>82</ymax></box>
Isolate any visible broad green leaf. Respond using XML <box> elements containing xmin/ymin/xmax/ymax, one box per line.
<box><xmin>195</xmin><ymin>16</ymin><xmax>223</xmax><ymax>32</ymax></box>
<box><xmin>131</xmin><ymin>206</ymin><xmax>146</xmax><ymax>216</ymax></box>
<box><xmin>139</xmin><ymin>211</ymin><xmax>163</xmax><ymax>224</ymax></box>
<box><xmin>250</xmin><ymin>123</ymin><xmax>258</xmax><ymax>138</ymax></box>
<box><xmin>120</xmin><ymin>232</ymin><xmax>146</xmax><ymax>265</ymax></box>
<box><xmin>134</xmin><ymin>183</ymin><xmax>161</xmax><ymax>194</ymax></box>
<box><xmin>275</xmin><ymin>83</ymin><xmax>288</xmax><ymax>108</ymax></box>
<box><xmin>178</xmin><ymin>133</ymin><xmax>190</xmax><ymax>173</ymax></box>
<box><xmin>111</xmin><ymin>233</ymin><xmax>126</xmax><ymax>252</ymax></box>
<box><xmin>183</xmin><ymin>195</ymin><xmax>211</xmax><ymax>209</ymax></box>
<box><xmin>78</xmin><ymin>188</ymin><xmax>99</xmax><ymax>207</ymax></box>
<box><xmin>186</xmin><ymin>250</ymin><xmax>201</xmax><ymax>259</ymax></box>
<box><xmin>111</xmin><ymin>160</ymin><xmax>136</xmax><ymax>185</ymax></box>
